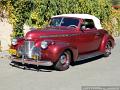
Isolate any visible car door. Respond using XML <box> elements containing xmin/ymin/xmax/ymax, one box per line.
<box><xmin>77</xmin><ymin>19</ymin><xmax>102</xmax><ymax>54</ymax></box>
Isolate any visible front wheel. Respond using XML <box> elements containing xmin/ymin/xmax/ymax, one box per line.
<box><xmin>103</xmin><ymin>42</ymin><xmax>112</xmax><ymax>57</ymax></box>
<box><xmin>54</xmin><ymin>51</ymin><xmax>71</xmax><ymax>71</ymax></box>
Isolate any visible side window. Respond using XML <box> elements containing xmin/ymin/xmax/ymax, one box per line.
<box><xmin>61</xmin><ymin>18</ymin><xmax>79</xmax><ymax>26</ymax></box>
<box><xmin>83</xmin><ymin>19</ymin><xmax>95</xmax><ymax>29</ymax></box>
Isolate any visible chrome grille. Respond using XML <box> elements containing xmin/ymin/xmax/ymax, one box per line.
<box><xmin>24</xmin><ymin>40</ymin><xmax>35</xmax><ymax>58</ymax></box>
<box><xmin>17</xmin><ymin>40</ymin><xmax>41</xmax><ymax>59</ymax></box>
<box><xmin>24</xmin><ymin>40</ymin><xmax>34</xmax><ymax>54</ymax></box>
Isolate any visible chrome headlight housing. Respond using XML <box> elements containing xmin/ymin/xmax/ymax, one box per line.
<box><xmin>11</xmin><ymin>38</ymin><xmax>17</xmax><ymax>45</ymax></box>
<box><xmin>41</xmin><ymin>41</ymin><xmax>48</xmax><ymax>49</ymax></box>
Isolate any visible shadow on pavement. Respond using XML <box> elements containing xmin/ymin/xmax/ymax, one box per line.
<box><xmin>10</xmin><ymin>62</ymin><xmax>55</xmax><ymax>72</ymax></box>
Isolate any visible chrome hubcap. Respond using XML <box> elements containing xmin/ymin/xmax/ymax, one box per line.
<box><xmin>60</xmin><ymin>54</ymin><xmax>69</xmax><ymax>65</ymax></box>
<box><xmin>106</xmin><ymin>43</ymin><xmax>111</xmax><ymax>54</ymax></box>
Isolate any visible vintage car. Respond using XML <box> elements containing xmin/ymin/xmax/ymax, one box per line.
<box><xmin>9</xmin><ymin>14</ymin><xmax>115</xmax><ymax>71</ymax></box>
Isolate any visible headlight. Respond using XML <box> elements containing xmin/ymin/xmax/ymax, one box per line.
<box><xmin>41</xmin><ymin>41</ymin><xmax>48</xmax><ymax>49</ymax></box>
<box><xmin>11</xmin><ymin>38</ymin><xmax>17</xmax><ymax>45</ymax></box>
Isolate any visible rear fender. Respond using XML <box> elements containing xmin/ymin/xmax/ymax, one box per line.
<box><xmin>99</xmin><ymin>34</ymin><xmax>115</xmax><ymax>52</ymax></box>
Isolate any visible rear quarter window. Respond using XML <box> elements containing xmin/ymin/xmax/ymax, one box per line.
<box><xmin>83</xmin><ymin>19</ymin><xmax>95</xmax><ymax>29</ymax></box>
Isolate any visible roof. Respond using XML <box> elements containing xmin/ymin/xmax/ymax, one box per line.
<box><xmin>52</xmin><ymin>14</ymin><xmax>103</xmax><ymax>29</ymax></box>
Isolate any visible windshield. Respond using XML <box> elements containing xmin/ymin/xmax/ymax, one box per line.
<box><xmin>49</xmin><ymin>17</ymin><xmax>79</xmax><ymax>27</ymax></box>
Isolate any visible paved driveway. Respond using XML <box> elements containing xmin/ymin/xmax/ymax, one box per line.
<box><xmin>0</xmin><ymin>37</ymin><xmax>120</xmax><ymax>90</ymax></box>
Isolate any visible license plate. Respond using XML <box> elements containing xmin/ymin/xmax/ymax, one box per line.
<box><xmin>9</xmin><ymin>49</ymin><xmax>17</xmax><ymax>55</ymax></box>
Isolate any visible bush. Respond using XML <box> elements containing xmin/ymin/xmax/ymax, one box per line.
<box><xmin>27</xmin><ymin>0</ymin><xmax>115</xmax><ymax>34</ymax></box>
<box><xmin>0</xmin><ymin>0</ymin><xmax>34</xmax><ymax>38</ymax></box>
<box><xmin>1</xmin><ymin>0</ymin><xmax>120</xmax><ymax>37</ymax></box>
<box><xmin>111</xmin><ymin>9</ymin><xmax>120</xmax><ymax>36</ymax></box>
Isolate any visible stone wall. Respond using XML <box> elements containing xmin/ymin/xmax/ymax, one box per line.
<box><xmin>0</xmin><ymin>19</ymin><xmax>12</xmax><ymax>51</ymax></box>
<box><xmin>0</xmin><ymin>19</ymin><xmax>30</xmax><ymax>51</ymax></box>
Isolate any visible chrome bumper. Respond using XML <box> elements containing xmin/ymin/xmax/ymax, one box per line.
<box><xmin>10</xmin><ymin>57</ymin><xmax>53</xmax><ymax>66</ymax></box>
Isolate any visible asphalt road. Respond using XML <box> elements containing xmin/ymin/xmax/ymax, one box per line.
<box><xmin>0</xmin><ymin>37</ymin><xmax>120</xmax><ymax>90</ymax></box>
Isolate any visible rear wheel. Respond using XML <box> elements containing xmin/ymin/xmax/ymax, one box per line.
<box><xmin>55</xmin><ymin>51</ymin><xmax>71</xmax><ymax>71</ymax></box>
<box><xmin>103</xmin><ymin>42</ymin><xmax>112</xmax><ymax>57</ymax></box>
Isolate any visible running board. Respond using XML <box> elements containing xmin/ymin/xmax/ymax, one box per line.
<box><xmin>76</xmin><ymin>51</ymin><xmax>103</xmax><ymax>61</ymax></box>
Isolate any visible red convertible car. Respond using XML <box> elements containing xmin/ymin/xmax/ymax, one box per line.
<box><xmin>9</xmin><ymin>14</ymin><xmax>115</xmax><ymax>71</ymax></box>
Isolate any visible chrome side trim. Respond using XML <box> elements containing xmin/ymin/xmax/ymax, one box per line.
<box><xmin>40</xmin><ymin>34</ymin><xmax>80</xmax><ymax>38</ymax></box>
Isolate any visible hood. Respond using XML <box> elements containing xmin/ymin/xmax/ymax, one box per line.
<box><xmin>25</xmin><ymin>27</ymin><xmax>77</xmax><ymax>40</ymax></box>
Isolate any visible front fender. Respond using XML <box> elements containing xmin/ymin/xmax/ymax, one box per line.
<box><xmin>41</xmin><ymin>41</ymin><xmax>78</xmax><ymax>62</ymax></box>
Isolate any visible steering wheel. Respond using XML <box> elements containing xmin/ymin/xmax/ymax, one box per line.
<box><xmin>68</xmin><ymin>25</ymin><xmax>78</xmax><ymax>28</ymax></box>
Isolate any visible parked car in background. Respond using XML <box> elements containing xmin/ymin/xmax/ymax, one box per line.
<box><xmin>9</xmin><ymin>14</ymin><xmax>115</xmax><ymax>71</ymax></box>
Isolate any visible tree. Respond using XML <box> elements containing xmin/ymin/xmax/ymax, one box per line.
<box><xmin>0</xmin><ymin>0</ymin><xmax>35</xmax><ymax>37</ymax></box>
<box><xmin>0</xmin><ymin>0</ymin><xmax>7</xmax><ymax>20</ymax></box>
<box><xmin>11</xmin><ymin>0</ymin><xmax>34</xmax><ymax>37</ymax></box>
<box><xmin>27</xmin><ymin>0</ymin><xmax>113</xmax><ymax>30</ymax></box>
<box><xmin>1</xmin><ymin>0</ymin><xmax>119</xmax><ymax>37</ymax></box>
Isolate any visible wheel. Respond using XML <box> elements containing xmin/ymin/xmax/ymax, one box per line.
<box><xmin>55</xmin><ymin>51</ymin><xmax>71</xmax><ymax>71</ymax></box>
<box><xmin>103</xmin><ymin>42</ymin><xmax>112</xmax><ymax>57</ymax></box>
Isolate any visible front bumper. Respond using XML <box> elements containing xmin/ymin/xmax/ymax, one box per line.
<box><xmin>10</xmin><ymin>56</ymin><xmax>53</xmax><ymax>67</ymax></box>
